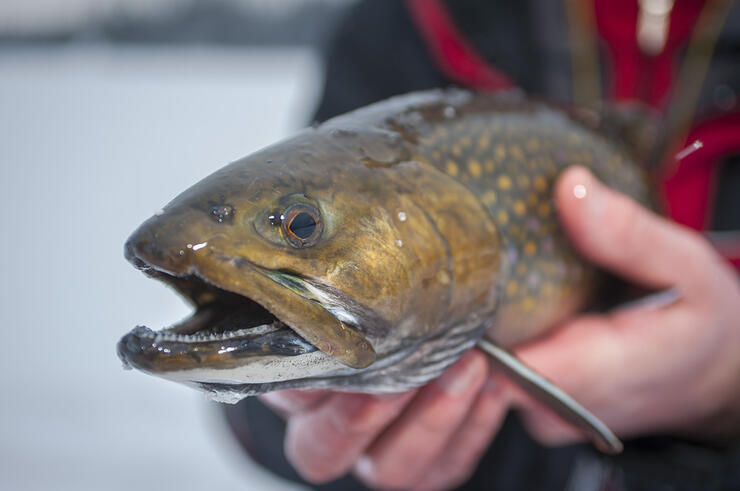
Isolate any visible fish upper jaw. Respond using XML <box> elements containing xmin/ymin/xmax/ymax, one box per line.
<box><xmin>121</xmin><ymin>218</ymin><xmax>378</xmax><ymax>391</ymax></box>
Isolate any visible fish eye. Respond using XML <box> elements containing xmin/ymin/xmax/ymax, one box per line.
<box><xmin>282</xmin><ymin>203</ymin><xmax>322</xmax><ymax>248</ymax></box>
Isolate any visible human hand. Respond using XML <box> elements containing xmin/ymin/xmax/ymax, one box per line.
<box><xmin>512</xmin><ymin>166</ymin><xmax>740</xmax><ymax>446</ymax></box>
<box><xmin>260</xmin><ymin>165</ymin><xmax>740</xmax><ymax>490</ymax></box>
<box><xmin>260</xmin><ymin>350</ymin><xmax>511</xmax><ymax>490</ymax></box>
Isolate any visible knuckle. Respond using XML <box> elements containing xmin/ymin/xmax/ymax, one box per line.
<box><xmin>285</xmin><ymin>446</ymin><xmax>332</xmax><ymax>484</ymax></box>
<box><xmin>337</xmin><ymin>396</ymin><xmax>397</xmax><ymax>434</ymax></box>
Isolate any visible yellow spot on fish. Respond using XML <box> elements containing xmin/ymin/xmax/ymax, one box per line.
<box><xmin>495</xmin><ymin>144</ymin><xmax>507</xmax><ymax>160</ymax></box>
<box><xmin>510</xmin><ymin>145</ymin><xmax>525</xmax><ymax>160</ymax></box>
<box><xmin>445</xmin><ymin>160</ymin><xmax>459</xmax><ymax>176</ymax></box>
<box><xmin>525</xmin><ymin>138</ymin><xmax>540</xmax><ymax>152</ymax></box>
<box><xmin>437</xmin><ymin>270</ymin><xmax>451</xmax><ymax>285</ymax></box>
<box><xmin>460</xmin><ymin>136</ymin><xmax>472</xmax><ymax>147</ymax></box>
<box><xmin>517</xmin><ymin>175</ymin><xmax>530</xmax><ymax>189</ymax></box>
<box><xmin>506</xmin><ymin>280</ymin><xmax>518</xmax><ymax>296</ymax></box>
<box><xmin>521</xmin><ymin>297</ymin><xmax>535</xmax><ymax>311</ymax></box>
<box><xmin>482</xmin><ymin>190</ymin><xmax>497</xmax><ymax>206</ymax></box>
<box><xmin>513</xmin><ymin>200</ymin><xmax>526</xmax><ymax>216</ymax></box>
<box><xmin>515</xmin><ymin>262</ymin><xmax>527</xmax><ymax>275</ymax></box>
<box><xmin>497</xmin><ymin>175</ymin><xmax>512</xmax><ymax>190</ymax></box>
<box><xmin>526</xmin><ymin>192</ymin><xmax>538</xmax><ymax>207</ymax></box>
<box><xmin>534</xmin><ymin>175</ymin><xmax>547</xmax><ymax>192</ymax></box>
<box><xmin>484</xmin><ymin>159</ymin><xmax>496</xmax><ymax>172</ymax></box>
<box><xmin>477</xmin><ymin>134</ymin><xmax>490</xmax><ymax>151</ymax></box>
<box><xmin>537</xmin><ymin>202</ymin><xmax>551</xmax><ymax>218</ymax></box>
<box><xmin>497</xmin><ymin>210</ymin><xmax>509</xmax><ymax>225</ymax></box>
<box><xmin>542</xmin><ymin>282</ymin><xmax>554</xmax><ymax>296</ymax></box>
<box><xmin>468</xmin><ymin>159</ymin><xmax>482</xmax><ymax>178</ymax></box>
<box><xmin>524</xmin><ymin>241</ymin><xmax>537</xmax><ymax>256</ymax></box>
<box><xmin>451</xmin><ymin>144</ymin><xmax>462</xmax><ymax>157</ymax></box>
<box><xmin>432</xmin><ymin>150</ymin><xmax>441</xmax><ymax>161</ymax></box>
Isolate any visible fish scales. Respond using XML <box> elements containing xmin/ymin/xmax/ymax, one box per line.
<box><xmin>402</xmin><ymin>98</ymin><xmax>650</xmax><ymax>346</ymax></box>
<box><xmin>119</xmin><ymin>89</ymin><xmax>650</xmax><ymax>452</ymax></box>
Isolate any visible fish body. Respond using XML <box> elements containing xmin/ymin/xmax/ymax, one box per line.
<box><xmin>119</xmin><ymin>89</ymin><xmax>650</xmax><ymax>451</ymax></box>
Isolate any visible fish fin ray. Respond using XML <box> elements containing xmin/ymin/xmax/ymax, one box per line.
<box><xmin>477</xmin><ymin>338</ymin><xmax>623</xmax><ymax>454</ymax></box>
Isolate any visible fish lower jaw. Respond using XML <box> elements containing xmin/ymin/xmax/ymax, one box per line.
<box><xmin>129</xmin><ymin>323</ymin><xmax>282</xmax><ymax>345</ymax></box>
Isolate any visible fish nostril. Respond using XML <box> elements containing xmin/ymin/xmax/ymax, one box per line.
<box><xmin>124</xmin><ymin>226</ymin><xmax>167</xmax><ymax>269</ymax></box>
<box><xmin>124</xmin><ymin>223</ymin><xmax>196</xmax><ymax>275</ymax></box>
<box><xmin>123</xmin><ymin>237</ymin><xmax>149</xmax><ymax>270</ymax></box>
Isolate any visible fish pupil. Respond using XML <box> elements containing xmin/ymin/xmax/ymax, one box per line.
<box><xmin>289</xmin><ymin>212</ymin><xmax>316</xmax><ymax>239</ymax></box>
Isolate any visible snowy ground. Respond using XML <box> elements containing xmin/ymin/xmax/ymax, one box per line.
<box><xmin>0</xmin><ymin>45</ymin><xmax>321</xmax><ymax>491</ymax></box>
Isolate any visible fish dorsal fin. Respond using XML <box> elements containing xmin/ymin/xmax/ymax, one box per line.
<box><xmin>477</xmin><ymin>339</ymin><xmax>623</xmax><ymax>454</ymax></box>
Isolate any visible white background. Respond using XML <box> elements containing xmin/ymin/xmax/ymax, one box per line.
<box><xmin>0</xmin><ymin>45</ymin><xmax>321</xmax><ymax>491</ymax></box>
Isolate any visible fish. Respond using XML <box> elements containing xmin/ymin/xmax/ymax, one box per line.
<box><xmin>118</xmin><ymin>88</ymin><xmax>652</xmax><ymax>454</ymax></box>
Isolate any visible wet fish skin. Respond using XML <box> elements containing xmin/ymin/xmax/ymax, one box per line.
<box><xmin>405</xmin><ymin>92</ymin><xmax>652</xmax><ymax>346</ymax></box>
<box><xmin>120</xmin><ymin>89</ymin><xmax>649</xmax><ymax>451</ymax></box>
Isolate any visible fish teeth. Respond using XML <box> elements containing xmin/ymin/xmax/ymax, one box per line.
<box><xmin>135</xmin><ymin>322</ymin><xmax>285</xmax><ymax>345</ymax></box>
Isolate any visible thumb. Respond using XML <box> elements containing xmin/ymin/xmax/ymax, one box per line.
<box><xmin>554</xmin><ymin>166</ymin><xmax>712</xmax><ymax>291</ymax></box>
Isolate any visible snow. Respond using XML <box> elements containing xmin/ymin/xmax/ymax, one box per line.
<box><xmin>0</xmin><ymin>45</ymin><xmax>320</xmax><ymax>491</ymax></box>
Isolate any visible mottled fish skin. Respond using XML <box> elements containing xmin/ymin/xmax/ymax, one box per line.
<box><xmin>403</xmin><ymin>93</ymin><xmax>651</xmax><ymax>346</ymax></box>
<box><xmin>120</xmin><ymin>88</ymin><xmax>651</xmax><ymax>399</ymax></box>
<box><xmin>325</xmin><ymin>88</ymin><xmax>651</xmax><ymax>348</ymax></box>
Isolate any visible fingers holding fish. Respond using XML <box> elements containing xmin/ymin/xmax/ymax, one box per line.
<box><xmin>259</xmin><ymin>389</ymin><xmax>331</xmax><ymax>418</ymax></box>
<box><xmin>353</xmin><ymin>350</ymin><xmax>489</xmax><ymax>490</ymax></box>
<box><xmin>511</xmin><ymin>314</ymin><xmax>623</xmax><ymax>445</ymax></box>
<box><xmin>283</xmin><ymin>390</ymin><xmax>417</xmax><ymax>483</ymax></box>
<box><xmin>512</xmin><ymin>173</ymin><xmax>740</xmax><ymax>444</ymax></box>
<box><xmin>411</xmin><ymin>372</ymin><xmax>510</xmax><ymax>491</ymax></box>
<box><xmin>554</xmin><ymin>165</ymin><xmax>715</xmax><ymax>293</ymax></box>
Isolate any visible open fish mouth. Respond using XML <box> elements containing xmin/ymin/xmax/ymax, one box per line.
<box><xmin>117</xmin><ymin>269</ymin><xmax>319</xmax><ymax>375</ymax></box>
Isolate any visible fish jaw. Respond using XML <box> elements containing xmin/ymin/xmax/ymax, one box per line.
<box><xmin>119</xmin><ymin>212</ymin><xmax>378</xmax><ymax>390</ymax></box>
<box><xmin>117</xmin><ymin>211</ymin><xmax>484</xmax><ymax>402</ymax></box>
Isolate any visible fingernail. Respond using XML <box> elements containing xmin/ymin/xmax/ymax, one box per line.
<box><xmin>572</xmin><ymin>169</ymin><xmax>604</xmax><ymax>221</ymax></box>
<box><xmin>436</xmin><ymin>356</ymin><xmax>482</xmax><ymax>396</ymax></box>
<box><xmin>354</xmin><ymin>455</ymin><xmax>375</xmax><ymax>481</ymax></box>
<box><xmin>573</xmin><ymin>183</ymin><xmax>587</xmax><ymax>199</ymax></box>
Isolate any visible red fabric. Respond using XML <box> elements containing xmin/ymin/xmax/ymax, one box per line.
<box><xmin>593</xmin><ymin>0</ymin><xmax>707</xmax><ymax>108</ymax></box>
<box><xmin>594</xmin><ymin>0</ymin><xmax>740</xmax><ymax>268</ymax></box>
<box><xmin>406</xmin><ymin>0</ymin><xmax>739</xmax><ymax>268</ymax></box>
<box><xmin>660</xmin><ymin>113</ymin><xmax>740</xmax><ymax>267</ymax></box>
<box><xmin>404</xmin><ymin>0</ymin><xmax>513</xmax><ymax>91</ymax></box>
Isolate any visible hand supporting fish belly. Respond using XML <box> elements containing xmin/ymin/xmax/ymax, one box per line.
<box><xmin>118</xmin><ymin>89</ymin><xmax>655</xmax><ymax>453</ymax></box>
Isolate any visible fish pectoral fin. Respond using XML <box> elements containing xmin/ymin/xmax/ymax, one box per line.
<box><xmin>476</xmin><ymin>338</ymin><xmax>623</xmax><ymax>454</ymax></box>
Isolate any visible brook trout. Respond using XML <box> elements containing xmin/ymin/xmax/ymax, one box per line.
<box><xmin>119</xmin><ymin>89</ymin><xmax>651</xmax><ymax>454</ymax></box>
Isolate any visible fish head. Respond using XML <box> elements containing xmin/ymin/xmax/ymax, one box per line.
<box><xmin>118</xmin><ymin>125</ymin><xmax>481</xmax><ymax>399</ymax></box>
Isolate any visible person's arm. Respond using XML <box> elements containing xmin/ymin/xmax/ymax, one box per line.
<box><xmin>260</xmin><ymin>166</ymin><xmax>740</xmax><ymax>490</ymax></box>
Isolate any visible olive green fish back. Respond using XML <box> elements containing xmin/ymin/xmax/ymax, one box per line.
<box><xmin>401</xmin><ymin>94</ymin><xmax>652</xmax><ymax>345</ymax></box>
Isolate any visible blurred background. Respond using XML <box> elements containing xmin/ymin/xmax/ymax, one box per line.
<box><xmin>0</xmin><ymin>1</ymin><xmax>356</xmax><ymax>489</ymax></box>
